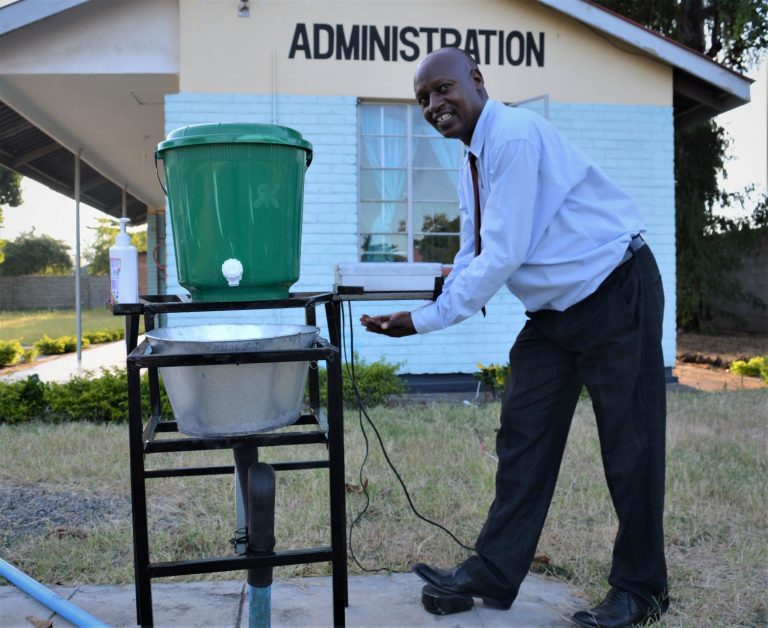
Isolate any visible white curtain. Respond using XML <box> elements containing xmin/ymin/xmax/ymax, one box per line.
<box><xmin>361</xmin><ymin>107</ymin><xmax>406</xmax><ymax>261</ymax></box>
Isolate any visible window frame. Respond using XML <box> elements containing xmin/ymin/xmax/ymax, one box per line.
<box><xmin>357</xmin><ymin>101</ymin><xmax>464</xmax><ymax>264</ymax></box>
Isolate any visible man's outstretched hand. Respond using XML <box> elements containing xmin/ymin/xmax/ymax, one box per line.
<box><xmin>360</xmin><ymin>311</ymin><xmax>416</xmax><ymax>337</ymax></box>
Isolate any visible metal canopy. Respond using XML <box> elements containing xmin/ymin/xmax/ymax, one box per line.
<box><xmin>0</xmin><ymin>101</ymin><xmax>146</xmax><ymax>223</ymax></box>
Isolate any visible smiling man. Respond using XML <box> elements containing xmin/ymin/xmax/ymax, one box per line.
<box><xmin>361</xmin><ymin>47</ymin><xmax>670</xmax><ymax>628</ymax></box>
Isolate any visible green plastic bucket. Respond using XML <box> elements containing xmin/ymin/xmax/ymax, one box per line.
<box><xmin>156</xmin><ymin>123</ymin><xmax>313</xmax><ymax>302</ymax></box>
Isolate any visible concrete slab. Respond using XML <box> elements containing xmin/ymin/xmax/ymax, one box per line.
<box><xmin>0</xmin><ymin>584</ymin><xmax>77</xmax><ymax>628</ymax></box>
<box><xmin>0</xmin><ymin>339</ymin><xmax>135</xmax><ymax>384</ymax></box>
<box><xmin>73</xmin><ymin>581</ymin><xmax>245</xmax><ymax>628</ymax></box>
<box><xmin>0</xmin><ymin>572</ymin><xmax>585</xmax><ymax>627</ymax></box>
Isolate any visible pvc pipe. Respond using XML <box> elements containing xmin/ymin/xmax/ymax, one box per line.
<box><xmin>248</xmin><ymin>584</ymin><xmax>272</xmax><ymax>628</ymax></box>
<box><xmin>0</xmin><ymin>558</ymin><xmax>110</xmax><ymax>628</ymax></box>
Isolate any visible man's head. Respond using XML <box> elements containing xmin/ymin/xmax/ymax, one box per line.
<box><xmin>414</xmin><ymin>47</ymin><xmax>488</xmax><ymax>146</ymax></box>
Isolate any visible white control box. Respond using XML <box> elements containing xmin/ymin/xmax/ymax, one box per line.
<box><xmin>334</xmin><ymin>262</ymin><xmax>443</xmax><ymax>292</ymax></box>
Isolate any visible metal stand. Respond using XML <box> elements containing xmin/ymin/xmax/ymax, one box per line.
<box><xmin>113</xmin><ymin>293</ymin><xmax>347</xmax><ymax>627</ymax></box>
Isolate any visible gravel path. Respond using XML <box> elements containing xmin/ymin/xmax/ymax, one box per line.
<box><xmin>0</xmin><ymin>482</ymin><xmax>132</xmax><ymax>544</ymax></box>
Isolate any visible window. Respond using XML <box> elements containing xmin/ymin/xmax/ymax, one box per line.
<box><xmin>358</xmin><ymin>103</ymin><xmax>463</xmax><ymax>264</ymax></box>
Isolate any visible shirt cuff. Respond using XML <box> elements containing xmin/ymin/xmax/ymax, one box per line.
<box><xmin>410</xmin><ymin>303</ymin><xmax>444</xmax><ymax>334</ymax></box>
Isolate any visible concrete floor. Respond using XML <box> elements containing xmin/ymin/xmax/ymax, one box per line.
<box><xmin>0</xmin><ymin>572</ymin><xmax>586</xmax><ymax>627</ymax></box>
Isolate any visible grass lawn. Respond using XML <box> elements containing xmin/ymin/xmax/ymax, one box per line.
<box><xmin>1</xmin><ymin>390</ymin><xmax>766</xmax><ymax>626</ymax></box>
<box><xmin>0</xmin><ymin>308</ymin><xmax>138</xmax><ymax>346</ymax></box>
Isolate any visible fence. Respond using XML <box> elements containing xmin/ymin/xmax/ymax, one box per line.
<box><xmin>712</xmin><ymin>232</ymin><xmax>768</xmax><ymax>333</ymax></box>
<box><xmin>0</xmin><ymin>274</ymin><xmax>111</xmax><ymax>309</ymax></box>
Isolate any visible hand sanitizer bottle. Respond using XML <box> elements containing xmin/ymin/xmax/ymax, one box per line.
<box><xmin>109</xmin><ymin>218</ymin><xmax>138</xmax><ymax>304</ymax></box>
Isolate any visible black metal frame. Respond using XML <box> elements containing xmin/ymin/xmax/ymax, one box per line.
<box><xmin>112</xmin><ymin>293</ymin><xmax>347</xmax><ymax>627</ymax></box>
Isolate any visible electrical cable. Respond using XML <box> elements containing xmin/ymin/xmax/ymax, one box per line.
<box><xmin>341</xmin><ymin>301</ymin><xmax>475</xmax><ymax>574</ymax></box>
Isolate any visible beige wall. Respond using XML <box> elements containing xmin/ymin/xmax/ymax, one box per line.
<box><xmin>179</xmin><ymin>0</ymin><xmax>671</xmax><ymax>105</ymax></box>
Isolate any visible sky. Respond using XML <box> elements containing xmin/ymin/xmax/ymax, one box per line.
<box><xmin>1</xmin><ymin>61</ymin><xmax>766</xmax><ymax>261</ymax></box>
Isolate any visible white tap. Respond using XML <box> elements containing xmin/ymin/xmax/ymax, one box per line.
<box><xmin>221</xmin><ymin>258</ymin><xmax>244</xmax><ymax>286</ymax></box>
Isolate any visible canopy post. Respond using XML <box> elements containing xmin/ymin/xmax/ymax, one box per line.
<box><xmin>74</xmin><ymin>148</ymin><xmax>82</xmax><ymax>371</ymax></box>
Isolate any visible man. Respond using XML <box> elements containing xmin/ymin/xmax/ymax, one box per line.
<box><xmin>360</xmin><ymin>46</ymin><xmax>669</xmax><ymax>628</ymax></box>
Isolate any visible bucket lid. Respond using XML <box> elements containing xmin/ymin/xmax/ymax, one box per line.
<box><xmin>156</xmin><ymin>123</ymin><xmax>313</xmax><ymax>155</ymax></box>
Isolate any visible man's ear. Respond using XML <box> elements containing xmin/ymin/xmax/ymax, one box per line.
<box><xmin>470</xmin><ymin>68</ymin><xmax>485</xmax><ymax>89</ymax></box>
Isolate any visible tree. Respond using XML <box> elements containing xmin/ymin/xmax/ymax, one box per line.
<box><xmin>0</xmin><ymin>229</ymin><xmax>73</xmax><ymax>276</ymax></box>
<box><xmin>84</xmin><ymin>218</ymin><xmax>147</xmax><ymax>275</ymax></box>
<box><xmin>416</xmin><ymin>213</ymin><xmax>461</xmax><ymax>264</ymax></box>
<box><xmin>596</xmin><ymin>0</ymin><xmax>768</xmax><ymax>331</ymax></box>
<box><xmin>0</xmin><ymin>167</ymin><xmax>24</xmax><ymax>264</ymax></box>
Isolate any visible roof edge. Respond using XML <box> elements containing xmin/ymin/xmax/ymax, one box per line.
<box><xmin>538</xmin><ymin>0</ymin><xmax>752</xmax><ymax>104</ymax></box>
<box><xmin>0</xmin><ymin>0</ymin><xmax>93</xmax><ymax>37</ymax></box>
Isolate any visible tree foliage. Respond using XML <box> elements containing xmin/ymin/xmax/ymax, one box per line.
<box><xmin>0</xmin><ymin>229</ymin><xmax>73</xmax><ymax>276</ymax></box>
<box><xmin>0</xmin><ymin>167</ymin><xmax>24</xmax><ymax>264</ymax></box>
<box><xmin>597</xmin><ymin>0</ymin><xmax>768</xmax><ymax>331</ymax></box>
<box><xmin>0</xmin><ymin>168</ymin><xmax>22</xmax><ymax>208</ymax></box>
<box><xmin>84</xmin><ymin>218</ymin><xmax>147</xmax><ymax>275</ymax></box>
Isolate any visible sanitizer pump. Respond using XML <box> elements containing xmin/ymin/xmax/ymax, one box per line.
<box><xmin>109</xmin><ymin>218</ymin><xmax>139</xmax><ymax>304</ymax></box>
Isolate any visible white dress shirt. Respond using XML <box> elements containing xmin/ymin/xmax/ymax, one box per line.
<box><xmin>411</xmin><ymin>99</ymin><xmax>645</xmax><ymax>334</ymax></box>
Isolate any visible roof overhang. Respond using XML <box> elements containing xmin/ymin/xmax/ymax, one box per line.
<box><xmin>539</xmin><ymin>0</ymin><xmax>753</xmax><ymax>126</ymax></box>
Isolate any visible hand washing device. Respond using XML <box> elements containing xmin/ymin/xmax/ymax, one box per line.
<box><xmin>109</xmin><ymin>217</ymin><xmax>138</xmax><ymax>304</ymax></box>
<box><xmin>155</xmin><ymin>123</ymin><xmax>313</xmax><ymax>302</ymax></box>
<box><xmin>153</xmin><ymin>123</ymin><xmax>317</xmax><ymax>626</ymax></box>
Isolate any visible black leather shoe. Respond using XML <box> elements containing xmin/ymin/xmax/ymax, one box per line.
<box><xmin>412</xmin><ymin>562</ymin><xmax>513</xmax><ymax>610</ymax></box>
<box><xmin>572</xmin><ymin>587</ymin><xmax>669</xmax><ymax>628</ymax></box>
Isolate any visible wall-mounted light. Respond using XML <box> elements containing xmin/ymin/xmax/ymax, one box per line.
<box><xmin>238</xmin><ymin>0</ymin><xmax>250</xmax><ymax>17</ymax></box>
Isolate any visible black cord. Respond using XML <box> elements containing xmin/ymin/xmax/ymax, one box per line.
<box><xmin>342</xmin><ymin>302</ymin><xmax>475</xmax><ymax>575</ymax></box>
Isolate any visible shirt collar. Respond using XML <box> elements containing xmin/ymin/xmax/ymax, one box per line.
<box><xmin>466</xmin><ymin>98</ymin><xmax>496</xmax><ymax>159</ymax></box>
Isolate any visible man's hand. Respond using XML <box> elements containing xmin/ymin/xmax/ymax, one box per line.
<box><xmin>360</xmin><ymin>311</ymin><xmax>417</xmax><ymax>337</ymax></box>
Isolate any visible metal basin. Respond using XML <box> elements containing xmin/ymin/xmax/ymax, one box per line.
<box><xmin>146</xmin><ymin>324</ymin><xmax>319</xmax><ymax>437</ymax></box>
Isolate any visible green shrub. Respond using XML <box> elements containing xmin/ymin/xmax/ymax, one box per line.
<box><xmin>0</xmin><ymin>339</ymin><xmax>24</xmax><ymax>367</ymax></box>
<box><xmin>729</xmin><ymin>356</ymin><xmax>768</xmax><ymax>384</ymax></box>
<box><xmin>23</xmin><ymin>347</ymin><xmax>39</xmax><ymax>363</ymax></box>
<box><xmin>0</xmin><ymin>368</ymin><xmax>172</xmax><ymax>424</ymax></box>
<box><xmin>475</xmin><ymin>362</ymin><xmax>509</xmax><ymax>399</ymax></box>
<box><xmin>84</xmin><ymin>329</ymin><xmax>124</xmax><ymax>344</ymax></box>
<box><xmin>310</xmin><ymin>353</ymin><xmax>405</xmax><ymax>408</ymax></box>
<box><xmin>0</xmin><ymin>375</ymin><xmax>48</xmax><ymax>424</ymax></box>
<box><xmin>34</xmin><ymin>334</ymin><xmax>90</xmax><ymax>355</ymax></box>
<box><xmin>47</xmin><ymin>366</ymin><xmax>172</xmax><ymax>423</ymax></box>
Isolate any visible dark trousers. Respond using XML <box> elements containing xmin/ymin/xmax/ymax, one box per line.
<box><xmin>464</xmin><ymin>245</ymin><xmax>668</xmax><ymax>606</ymax></box>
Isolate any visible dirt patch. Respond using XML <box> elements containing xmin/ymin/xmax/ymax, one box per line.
<box><xmin>675</xmin><ymin>332</ymin><xmax>768</xmax><ymax>392</ymax></box>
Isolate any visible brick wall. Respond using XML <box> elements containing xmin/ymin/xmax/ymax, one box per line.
<box><xmin>0</xmin><ymin>252</ymin><xmax>148</xmax><ymax>309</ymax></box>
<box><xmin>0</xmin><ymin>274</ymin><xmax>111</xmax><ymax>309</ymax></box>
<box><xmin>161</xmin><ymin>95</ymin><xmax>676</xmax><ymax>371</ymax></box>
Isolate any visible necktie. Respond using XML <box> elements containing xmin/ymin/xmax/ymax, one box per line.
<box><xmin>468</xmin><ymin>154</ymin><xmax>486</xmax><ymax>317</ymax></box>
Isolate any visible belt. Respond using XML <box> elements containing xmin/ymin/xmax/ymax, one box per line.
<box><xmin>619</xmin><ymin>233</ymin><xmax>646</xmax><ymax>266</ymax></box>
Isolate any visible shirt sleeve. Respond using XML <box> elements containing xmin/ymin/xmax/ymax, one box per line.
<box><xmin>411</xmin><ymin>139</ymin><xmax>541</xmax><ymax>334</ymax></box>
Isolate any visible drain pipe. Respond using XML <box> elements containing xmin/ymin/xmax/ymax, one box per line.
<box><xmin>247</xmin><ymin>462</ymin><xmax>276</xmax><ymax>628</ymax></box>
<box><xmin>233</xmin><ymin>449</ymin><xmax>276</xmax><ymax>628</ymax></box>
<box><xmin>0</xmin><ymin>558</ymin><xmax>109</xmax><ymax>628</ymax></box>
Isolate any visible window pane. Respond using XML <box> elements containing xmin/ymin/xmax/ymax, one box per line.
<box><xmin>360</xmin><ymin>170</ymin><xmax>407</xmax><ymax>201</ymax></box>
<box><xmin>413</xmin><ymin>234</ymin><xmax>460</xmax><ymax>264</ymax></box>
<box><xmin>413</xmin><ymin>202</ymin><xmax>460</xmax><ymax>234</ymax></box>
<box><xmin>359</xmin><ymin>202</ymin><xmax>407</xmax><ymax>234</ymax></box>
<box><xmin>360</xmin><ymin>105</ymin><xmax>407</xmax><ymax>135</ymax></box>
<box><xmin>360</xmin><ymin>233</ymin><xmax>408</xmax><ymax>262</ymax></box>
<box><xmin>411</xmin><ymin>108</ymin><xmax>442</xmax><ymax>136</ymax></box>
<box><xmin>360</xmin><ymin>136</ymin><xmax>406</xmax><ymax>168</ymax></box>
<box><xmin>412</xmin><ymin>136</ymin><xmax>462</xmax><ymax>169</ymax></box>
<box><xmin>413</xmin><ymin>169</ymin><xmax>459</xmax><ymax>201</ymax></box>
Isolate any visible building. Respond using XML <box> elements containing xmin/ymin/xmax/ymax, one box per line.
<box><xmin>0</xmin><ymin>0</ymin><xmax>752</xmax><ymax>379</ymax></box>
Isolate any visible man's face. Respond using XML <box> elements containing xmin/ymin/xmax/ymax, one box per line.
<box><xmin>414</xmin><ymin>50</ymin><xmax>487</xmax><ymax>146</ymax></box>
